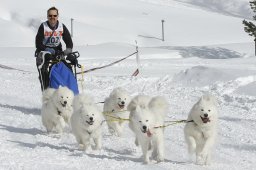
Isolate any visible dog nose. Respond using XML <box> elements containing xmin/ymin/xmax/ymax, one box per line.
<box><xmin>64</xmin><ymin>101</ymin><xmax>67</xmax><ymax>104</ymax></box>
<box><xmin>142</xmin><ymin>125</ymin><xmax>147</xmax><ymax>130</ymax></box>
<box><xmin>204</xmin><ymin>114</ymin><xmax>208</xmax><ymax>117</ymax></box>
<box><xmin>90</xmin><ymin>117</ymin><xmax>93</xmax><ymax>121</ymax></box>
<box><xmin>121</xmin><ymin>101</ymin><xmax>125</xmax><ymax>105</ymax></box>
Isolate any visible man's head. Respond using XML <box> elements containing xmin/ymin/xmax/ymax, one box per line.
<box><xmin>47</xmin><ymin>7</ymin><xmax>59</xmax><ymax>27</ymax></box>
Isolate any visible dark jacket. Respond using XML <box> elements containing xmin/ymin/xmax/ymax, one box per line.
<box><xmin>35</xmin><ymin>21</ymin><xmax>73</xmax><ymax>53</ymax></box>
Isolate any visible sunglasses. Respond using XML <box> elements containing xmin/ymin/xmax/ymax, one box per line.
<box><xmin>48</xmin><ymin>15</ymin><xmax>58</xmax><ymax>17</ymax></box>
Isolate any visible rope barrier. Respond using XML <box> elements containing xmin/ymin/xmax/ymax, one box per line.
<box><xmin>76</xmin><ymin>51</ymin><xmax>138</xmax><ymax>75</ymax></box>
<box><xmin>0</xmin><ymin>64</ymin><xmax>32</xmax><ymax>73</ymax></box>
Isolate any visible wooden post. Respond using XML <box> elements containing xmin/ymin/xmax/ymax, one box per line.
<box><xmin>71</xmin><ymin>18</ymin><xmax>74</xmax><ymax>38</ymax></box>
<box><xmin>161</xmin><ymin>19</ymin><xmax>165</xmax><ymax>41</ymax></box>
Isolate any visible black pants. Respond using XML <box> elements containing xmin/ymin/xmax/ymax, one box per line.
<box><xmin>36</xmin><ymin>53</ymin><xmax>51</xmax><ymax>92</ymax></box>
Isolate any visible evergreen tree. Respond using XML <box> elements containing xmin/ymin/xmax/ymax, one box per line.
<box><xmin>243</xmin><ymin>1</ymin><xmax>256</xmax><ymax>38</ymax></box>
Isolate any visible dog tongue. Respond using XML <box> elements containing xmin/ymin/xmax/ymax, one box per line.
<box><xmin>147</xmin><ymin>130</ymin><xmax>152</xmax><ymax>137</ymax></box>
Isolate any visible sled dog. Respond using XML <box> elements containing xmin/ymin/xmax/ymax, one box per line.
<box><xmin>103</xmin><ymin>87</ymin><xmax>131</xmax><ymax>136</ymax></box>
<box><xmin>41</xmin><ymin>86</ymin><xmax>74</xmax><ymax>133</ymax></box>
<box><xmin>184</xmin><ymin>94</ymin><xmax>218</xmax><ymax>165</ymax></box>
<box><xmin>128</xmin><ymin>95</ymin><xmax>168</xmax><ymax>163</ymax></box>
<box><xmin>71</xmin><ymin>94</ymin><xmax>104</xmax><ymax>151</ymax></box>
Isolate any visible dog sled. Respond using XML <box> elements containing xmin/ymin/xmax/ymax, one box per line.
<box><xmin>36</xmin><ymin>50</ymin><xmax>80</xmax><ymax>95</ymax></box>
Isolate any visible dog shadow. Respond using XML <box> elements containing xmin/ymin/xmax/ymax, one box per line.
<box><xmin>8</xmin><ymin>140</ymin><xmax>76</xmax><ymax>152</ymax></box>
<box><xmin>70</xmin><ymin>147</ymin><xmax>142</xmax><ymax>163</ymax></box>
<box><xmin>220</xmin><ymin>116</ymin><xmax>255</xmax><ymax>123</ymax></box>
<box><xmin>222</xmin><ymin>143</ymin><xmax>256</xmax><ymax>152</ymax></box>
<box><xmin>0</xmin><ymin>103</ymin><xmax>40</xmax><ymax>115</ymax></box>
<box><xmin>0</xmin><ymin>124</ymin><xmax>44</xmax><ymax>135</ymax></box>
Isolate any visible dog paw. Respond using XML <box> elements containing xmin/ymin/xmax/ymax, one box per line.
<box><xmin>143</xmin><ymin>159</ymin><xmax>150</xmax><ymax>164</ymax></box>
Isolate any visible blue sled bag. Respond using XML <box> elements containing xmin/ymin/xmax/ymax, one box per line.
<box><xmin>49</xmin><ymin>62</ymin><xmax>79</xmax><ymax>95</ymax></box>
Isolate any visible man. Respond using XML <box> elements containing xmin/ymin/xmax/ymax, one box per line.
<box><xmin>35</xmin><ymin>6</ymin><xmax>73</xmax><ymax>91</ymax></box>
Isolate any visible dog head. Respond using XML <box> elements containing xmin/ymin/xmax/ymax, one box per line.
<box><xmin>80</xmin><ymin>105</ymin><xmax>103</xmax><ymax>126</ymax></box>
<box><xmin>130</xmin><ymin>105</ymin><xmax>154</xmax><ymax>137</ymax></box>
<box><xmin>109</xmin><ymin>87</ymin><xmax>131</xmax><ymax>110</ymax></box>
<box><xmin>53</xmin><ymin>86</ymin><xmax>74</xmax><ymax>111</ymax></box>
<box><xmin>128</xmin><ymin>95</ymin><xmax>155</xmax><ymax>137</ymax></box>
<box><xmin>192</xmin><ymin>94</ymin><xmax>218</xmax><ymax>125</ymax></box>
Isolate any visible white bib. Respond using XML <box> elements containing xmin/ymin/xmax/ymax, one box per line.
<box><xmin>43</xmin><ymin>21</ymin><xmax>64</xmax><ymax>47</ymax></box>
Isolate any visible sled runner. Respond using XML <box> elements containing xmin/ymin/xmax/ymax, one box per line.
<box><xmin>36</xmin><ymin>50</ymin><xmax>80</xmax><ymax>94</ymax></box>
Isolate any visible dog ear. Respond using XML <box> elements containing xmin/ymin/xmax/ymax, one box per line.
<box><xmin>127</xmin><ymin>100</ymin><xmax>136</xmax><ymax>111</ymax></box>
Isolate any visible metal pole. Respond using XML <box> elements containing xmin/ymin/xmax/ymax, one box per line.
<box><xmin>71</xmin><ymin>18</ymin><xmax>74</xmax><ymax>38</ymax></box>
<box><xmin>161</xmin><ymin>19</ymin><xmax>165</xmax><ymax>41</ymax></box>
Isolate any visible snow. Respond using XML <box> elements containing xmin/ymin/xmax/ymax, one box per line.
<box><xmin>0</xmin><ymin>0</ymin><xmax>255</xmax><ymax>169</ymax></box>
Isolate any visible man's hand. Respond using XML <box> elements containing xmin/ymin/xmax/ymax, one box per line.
<box><xmin>63</xmin><ymin>48</ymin><xmax>72</xmax><ymax>56</ymax></box>
<box><xmin>45</xmin><ymin>47</ymin><xmax>55</xmax><ymax>55</ymax></box>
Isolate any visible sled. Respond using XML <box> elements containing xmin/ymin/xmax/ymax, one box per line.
<box><xmin>37</xmin><ymin>51</ymin><xmax>80</xmax><ymax>94</ymax></box>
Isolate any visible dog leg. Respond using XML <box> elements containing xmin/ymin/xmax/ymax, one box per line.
<box><xmin>135</xmin><ymin>136</ymin><xmax>139</xmax><ymax>146</ymax></box>
<box><xmin>156</xmin><ymin>132</ymin><xmax>165</xmax><ymax>162</ymax></box>
<box><xmin>141</xmin><ymin>140</ymin><xmax>150</xmax><ymax>164</ymax></box>
<box><xmin>185</xmin><ymin>135</ymin><xmax>196</xmax><ymax>154</ymax></box>
<box><xmin>115</xmin><ymin>124</ymin><xmax>123</xmax><ymax>137</ymax></box>
<box><xmin>55</xmin><ymin>116</ymin><xmax>66</xmax><ymax>133</ymax></box>
<box><xmin>93</xmin><ymin>135</ymin><xmax>102</xmax><ymax>150</ymax></box>
<box><xmin>195</xmin><ymin>141</ymin><xmax>205</xmax><ymax>165</ymax></box>
<box><xmin>200</xmin><ymin>136</ymin><xmax>214</xmax><ymax>165</ymax></box>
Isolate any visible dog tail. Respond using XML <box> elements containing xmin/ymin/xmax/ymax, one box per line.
<box><xmin>149</xmin><ymin>96</ymin><xmax>169</xmax><ymax>116</ymax></box>
<box><xmin>127</xmin><ymin>95</ymin><xmax>151</xmax><ymax>111</ymax></box>
<box><xmin>73</xmin><ymin>93</ymin><xmax>95</xmax><ymax>112</ymax></box>
<box><xmin>42</xmin><ymin>88</ymin><xmax>55</xmax><ymax>103</ymax></box>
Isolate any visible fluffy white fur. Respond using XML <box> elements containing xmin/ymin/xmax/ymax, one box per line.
<box><xmin>71</xmin><ymin>94</ymin><xmax>104</xmax><ymax>151</ymax></box>
<box><xmin>41</xmin><ymin>86</ymin><xmax>74</xmax><ymax>133</ymax></box>
<box><xmin>128</xmin><ymin>95</ymin><xmax>168</xmax><ymax>164</ymax></box>
<box><xmin>103</xmin><ymin>87</ymin><xmax>131</xmax><ymax>136</ymax></box>
<box><xmin>184</xmin><ymin>94</ymin><xmax>218</xmax><ymax>165</ymax></box>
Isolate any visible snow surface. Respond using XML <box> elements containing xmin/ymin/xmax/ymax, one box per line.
<box><xmin>0</xmin><ymin>0</ymin><xmax>256</xmax><ymax>169</ymax></box>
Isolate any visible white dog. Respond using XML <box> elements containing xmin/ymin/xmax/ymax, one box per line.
<box><xmin>184</xmin><ymin>94</ymin><xmax>218</xmax><ymax>165</ymax></box>
<box><xmin>128</xmin><ymin>95</ymin><xmax>168</xmax><ymax>164</ymax></box>
<box><xmin>41</xmin><ymin>86</ymin><xmax>74</xmax><ymax>133</ymax></box>
<box><xmin>103</xmin><ymin>87</ymin><xmax>131</xmax><ymax>136</ymax></box>
<box><xmin>71</xmin><ymin>94</ymin><xmax>104</xmax><ymax>151</ymax></box>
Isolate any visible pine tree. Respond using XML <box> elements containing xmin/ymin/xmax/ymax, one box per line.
<box><xmin>243</xmin><ymin>1</ymin><xmax>256</xmax><ymax>38</ymax></box>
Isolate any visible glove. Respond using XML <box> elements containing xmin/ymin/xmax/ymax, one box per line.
<box><xmin>66</xmin><ymin>53</ymin><xmax>78</xmax><ymax>65</ymax></box>
<box><xmin>45</xmin><ymin>47</ymin><xmax>55</xmax><ymax>55</ymax></box>
<box><xmin>63</xmin><ymin>48</ymin><xmax>72</xmax><ymax>56</ymax></box>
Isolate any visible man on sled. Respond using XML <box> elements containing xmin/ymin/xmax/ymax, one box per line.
<box><xmin>35</xmin><ymin>6</ymin><xmax>79</xmax><ymax>95</ymax></box>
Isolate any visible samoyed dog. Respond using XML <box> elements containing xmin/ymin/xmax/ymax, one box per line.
<box><xmin>41</xmin><ymin>86</ymin><xmax>74</xmax><ymax>133</ymax></box>
<box><xmin>128</xmin><ymin>95</ymin><xmax>168</xmax><ymax>164</ymax></box>
<box><xmin>71</xmin><ymin>94</ymin><xmax>104</xmax><ymax>151</ymax></box>
<box><xmin>184</xmin><ymin>94</ymin><xmax>218</xmax><ymax>165</ymax></box>
<box><xmin>103</xmin><ymin>87</ymin><xmax>131</xmax><ymax>136</ymax></box>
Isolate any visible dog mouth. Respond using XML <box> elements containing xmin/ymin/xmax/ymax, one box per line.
<box><xmin>61</xmin><ymin>102</ymin><xmax>67</xmax><ymax>107</ymax></box>
<box><xmin>200</xmin><ymin>116</ymin><xmax>210</xmax><ymax>123</ymax></box>
<box><xmin>118</xmin><ymin>104</ymin><xmax>125</xmax><ymax>109</ymax></box>
<box><xmin>86</xmin><ymin>120</ymin><xmax>94</xmax><ymax>125</ymax></box>
<box><xmin>141</xmin><ymin>128</ymin><xmax>152</xmax><ymax>137</ymax></box>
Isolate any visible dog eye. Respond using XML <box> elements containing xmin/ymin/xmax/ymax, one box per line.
<box><xmin>61</xmin><ymin>96</ymin><xmax>63</xmax><ymax>98</ymax></box>
<box><xmin>118</xmin><ymin>98</ymin><xmax>121</xmax><ymax>100</ymax></box>
<box><xmin>92</xmin><ymin>114</ymin><xmax>94</xmax><ymax>116</ymax></box>
<box><xmin>201</xmin><ymin>109</ymin><xmax>204</xmax><ymax>111</ymax></box>
<box><xmin>139</xmin><ymin>121</ymin><xmax>142</xmax><ymax>123</ymax></box>
<box><xmin>146</xmin><ymin>120</ymin><xmax>148</xmax><ymax>122</ymax></box>
<box><xmin>208</xmin><ymin>110</ymin><xmax>211</xmax><ymax>112</ymax></box>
